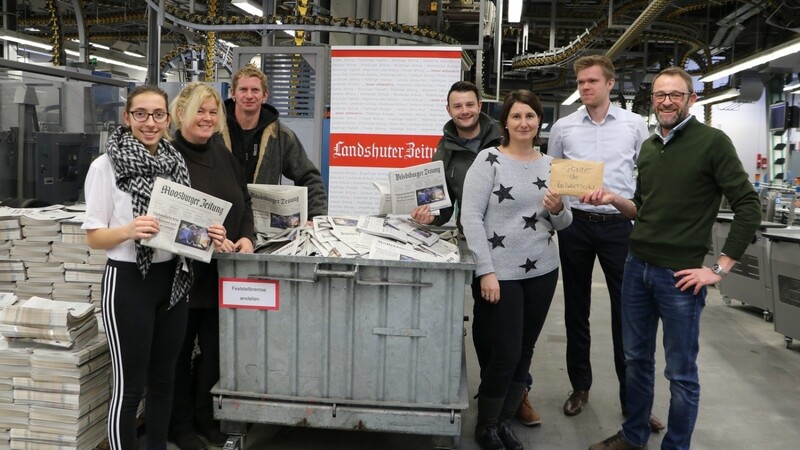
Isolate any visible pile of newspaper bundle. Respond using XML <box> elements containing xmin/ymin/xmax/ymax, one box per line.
<box><xmin>256</xmin><ymin>215</ymin><xmax>461</xmax><ymax>263</ymax></box>
<box><xmin>0</xmin><ymin>297</ymin><xmax>98</xmax><ymax>349</ymax></box>
<box><xmin>0</xmin><ymin>336</ymin><xmax>32</xmax><ymax>445</ymax></box>
<box><xmin>9</xmin><ymin>337</ymin><xmax>110</xmax><ymax>450</ymax></box>
<box><xmin>0</xmin><ymin>205</ymin><xmax>106</xmax><ymax>306</ymax></box>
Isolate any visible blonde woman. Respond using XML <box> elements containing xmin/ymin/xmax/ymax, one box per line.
<box><xmin>167</xmin><ymin>82</ymin><xmax>254</xmax><ymax>450</ymax></box>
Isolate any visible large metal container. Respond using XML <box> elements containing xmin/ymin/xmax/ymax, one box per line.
<box><xmin>212</xmin><ymin>242</ymin><xmax>474</xmax><ymax>445</ymax></box>
<box><xmin>763</xmin><ymin>229</ymin><xmax>800</xmax><ymax>348</ymax></box>
<box><xmin>716</xmin><ymin>214</ymin><xmax>785</xmax><ymax>320</ymax></box>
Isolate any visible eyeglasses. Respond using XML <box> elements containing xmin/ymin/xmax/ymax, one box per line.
<box><xmin>129</xmin><ymin>110</ymin><xmax>170</xmax><ymax>123</ymax></box>
<box><xmin>651</xmin><ymin>92</ymin><xmax>691</xmax><ymax>103</ymax></box>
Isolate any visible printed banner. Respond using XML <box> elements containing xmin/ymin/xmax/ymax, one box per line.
<box><xmin>328</xmin><ymin>46</ymin><xmax>461</xmax><ymax>215</ymax></box>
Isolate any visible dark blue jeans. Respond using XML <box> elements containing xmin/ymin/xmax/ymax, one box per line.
<box><xmin>621</xmin><ymin>255</ymin><xmax>705</xmax><ymax>450</ymax></box>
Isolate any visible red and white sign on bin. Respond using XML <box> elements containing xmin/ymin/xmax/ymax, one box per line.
<box><xmin>219</xmin><ymin>278</ymin><xmax>280</xmax><ymax>310</ymax></box>
<box><xmin>328</xmin><ymin>46</ymin><xmax>462</xmax><ymax>216</ymax></box>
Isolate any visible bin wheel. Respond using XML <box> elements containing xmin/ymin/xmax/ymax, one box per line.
<box><xmin>785</xmin><ymin>337</ymin><xmax>793</xmax><ymax>349</ymax></box>
<box><xmin>222</xmin><ymin>435</ymin><xmax>244</xmax><ymax>450</ymax></box>
<box><xmin>763</xmin><ymin>310</ymin><xmax>773</xmax><ymax>322</ymax></box>
<box><xmin>722</xmin><ymin>296</ymin><xmax>731</xmax><ymax>306</ymax></box>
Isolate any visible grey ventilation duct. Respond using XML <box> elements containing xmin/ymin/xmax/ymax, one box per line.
<box><xmin>736</xmin><ymin>77</ymin><xmax>764</xmax><ymax>103</ymax></box>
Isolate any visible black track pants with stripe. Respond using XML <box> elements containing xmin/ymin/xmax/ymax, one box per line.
<box><xmin>102</xmin><ymin>258</ymin><xmax>189</xmax><ymax>450</ymax></box>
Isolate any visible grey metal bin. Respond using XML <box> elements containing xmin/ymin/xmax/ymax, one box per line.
<box><xmin>763</xmin><ymin>229</ymin><xmax>800</xmax><ymax>348</ymax></box>
<box><xmin>211</xmin><ymin>240</ymin><xmax>475</xmax><ymax>449</ymax></box>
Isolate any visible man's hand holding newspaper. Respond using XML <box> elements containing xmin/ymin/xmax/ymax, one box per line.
<box><xmin>373</xmin><ymin>161</ymin><xmax>452</xmax><ymax>215</ymax></box>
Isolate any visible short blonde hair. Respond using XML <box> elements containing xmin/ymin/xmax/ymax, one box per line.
<box><xmin>574</xmin><ymin>55</ymin><xmax>616</xmax><ymax>82</ymax></box>
<box><xmin>232</xmin><ymin>64</ymin><xmax>268</xmax><ymax>94</ymax></box>
<box><xmin>170</xmin><ymin>82</ymin><xmax>227</xmax><ymax>137</ymax></box>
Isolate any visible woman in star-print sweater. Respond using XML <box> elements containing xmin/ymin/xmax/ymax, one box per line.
<box><xmin>461</xmin><ymin>90</ymin><xmax>572</xmax><ymax>450</ymax></box>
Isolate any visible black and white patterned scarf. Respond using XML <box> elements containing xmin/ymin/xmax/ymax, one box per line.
<box><xmin>105</xmin><ymin>126</ymin><xmax>193</xmax><ymax>308</ymax></box>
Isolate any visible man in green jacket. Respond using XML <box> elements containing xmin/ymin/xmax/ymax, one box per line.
<box><xmin>585</xmin><ymin>66</ymin><xmax>761</xmax><ymax>450</ymax></box>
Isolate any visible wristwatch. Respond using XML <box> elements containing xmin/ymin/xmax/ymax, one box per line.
<box><xmin>711</xmin><ymin>263</ymin><xmax>728</xmax><ymax>277</ymax></box>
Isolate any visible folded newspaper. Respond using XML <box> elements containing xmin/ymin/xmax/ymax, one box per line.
<box><xmin>142</xmin><ymin>178</ymin><xmax>232</xmax><ymax>263</ymax></box>
<box><xmin>373</xmin><ymin>161</ymin><xmax>452</xmax><ymax>215</ymax></box>
<box><xmin>247</xmin><ymin>184</ymin><xmax>308</xmax><ymax>236</ymax></box>
<box><xmin>255</xmin><ymin>215</ymin><xmax>460</xmax><ymax>262</ymax></box>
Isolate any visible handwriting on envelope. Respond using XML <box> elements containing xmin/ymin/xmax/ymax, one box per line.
<box><xmin>550</xmin><ymin>159</ymin><xmax>605</xmax><ymax>197</ymax></box>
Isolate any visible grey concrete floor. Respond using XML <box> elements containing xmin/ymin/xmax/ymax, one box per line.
<box><xmin>153</xmin><ymin>266</ymin><xmax>800</xmax><ymax>450</ymax></box>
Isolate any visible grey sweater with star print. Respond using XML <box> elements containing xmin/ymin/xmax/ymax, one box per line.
<box><xmin>461</xmin><ymin>148</ymin><xmax>572</xmax><ymax>280</ymax></box>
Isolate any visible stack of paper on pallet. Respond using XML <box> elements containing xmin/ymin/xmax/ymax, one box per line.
<box><xmin>0</xmin><ymin>298</ymin><xmax>97</xmax><ymax>349</ymax></box>
<box><xmin>0</xmin><ymin>214</ymin><xmax>22</xmax><ymax>241</ymax></box>
<box><xmin>62</xmin><ymin>263</ymin><xmax>103</xmax><ymax>285</ymax></box>
<box><xmin>0</xmin><ymin>239</ymin><xmax>16</xmax><ymax>259</ymax></box>
<box><xmin>0</xmin><ymin>261</ymin><xmax>26</xmax><ymax>284</ymax></box>
<box><xmin>8</xmin><ymin>337</ymin><xmax>110</xmax><ymax>450</ymax></box>
<box><xmin>48</xmin><ymin>243</ymin><xmax>88</xmax><ymax>265</ymax></box>
<box><xmin>50</xmin><ymin>283</ymin><xmax>92</xmax><ymax>304</ymax></box>
<box><xmin>0</xmin><ymin>429</ymin><xmax>9</xmax><ymax>450</ymax></box>
<box><xmin>23</xmin><ymin>263</ymin><xmax>64</xmax><ymax>284</ymax></box>
<box><xmin>0</xmin><ymin>339</ymin><xmax>31</xmax><ymax>431</ymax></box>
<box><xmin>19</xmin><ymin>217</ymin><xmax>60</xmax><ymax>244</ymax></box>
<box><xmin>58</xmin><ymin>213</ymin><xmax>85</xmax><ymax>248</ymax></box>
<box><xmin>8</xmin><ymin>242</ymin><xmax>50</xmax><ymax>264</ymax></box>
<box><xmin>11</xmin><ymin>283</ymin><xmax>52</xmax><ymax>302</ymax></box>
<box><xmin>86</xmin><ymin>249</ymin><xmax>106</xmax><ymax>266</ymax></box>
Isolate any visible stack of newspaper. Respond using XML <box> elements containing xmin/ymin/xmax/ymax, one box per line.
<box><xmin>0</xmin><ymin>297</ymin><xmax>97</xmax><ymax>349</ymax></box>
<box><xmin>13</xmin><ymin>282</ymin><xmax>53</xmax><ymax>301</ymax></box>
<box><xmin>9</xmin><ymin>337</ymin><xmax>109</xmax><ymax>450</ymax></box>
<box><xmin>0</xmin><ymin>213</ymin><xmax>22</xmax><ymax>242</ymax></box>
<box><xmin>0</xmin><ymin>338</ymin><xmax>31</xmax><ymax>431</ymax></box>
<box><xmin>51</xmin><ymin>283</ymin><xmax>92</xmax><ymax>304</ymax></box>
<box><xmin>63</xmin><ymin>263</ymin><xmax>103</xmax><ymax>285</ymax></box>
<box><xmin>0</xmin><ymin>261</ymin><xmax>26</xmax><ymax>284</ymax></box>
<box><xmin>257</xmin><ymin>215</ymin><xmax>460</xmax><ymax>263</ymax></box>
<box><xmin>19</xmin><ymin>216</ymin><xmax>61</xmax><ymax>243</ymax></box>
<box><xmin>49</xmin><ymin>242</ymin><xmax>88</xmax><ymax>265</ymax></box>
<box><xmin>8</xmin><ymin>241</ymin><xmax>50</xmax><ymax>264</ymax></box>
<box><xmin>59</xmin><ymin>216</ymin><xmax>87</xmax><ymax>246</ymax></box>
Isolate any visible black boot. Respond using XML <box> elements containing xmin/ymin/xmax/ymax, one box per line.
<box><xmin>496</xmin><ymin>382</ymin><xmax>526</xmax><ymax>450</ymax></box>
<box><xmin>497</xmin><ymin>419</ymin><xmax>524</xmax><ymax>450</ymax></box>
<box><xmin>475</xmin><ymin>396</ymin><xmax>506</xmax><ymax>450</ymax></box>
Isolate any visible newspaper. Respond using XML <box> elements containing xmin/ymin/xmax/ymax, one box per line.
<box><xmin>248</xmin><ymin>184</ymin><xmax>308</xmax><ymax>236</ymax></box>
<box><xmin>385</xmin><ymin>161</ymin><xmax>452</xmax><ymax>214</ymax></box>
<box><xmin>142</xmin><ymin>178</ymin><xmax>232</xmax><ymax>263</ymax></box>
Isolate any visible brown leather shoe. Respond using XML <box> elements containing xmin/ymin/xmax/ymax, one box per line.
<box><xmin>649</xmin><ymin>414</ymin><xmax>665</xmax><ymax>433</ymax></box>
<box><xmin>515</xmin><ymin>389</ymin><xmax>542</xmax><ymax>426</ymax></box>
<box><xmin>588</xmin><ymin>431</ymin><xmax>643</xmax><ymax>450</ymax></box>
<box><xmin>563</xmin><ymin>389</ymin><xmax>589</xmax><ymax>416</ymax></box>
<box><xmin>622</xmin><ymin>408</ymin><xmax>665</xmax><ymax>434</ymax></box>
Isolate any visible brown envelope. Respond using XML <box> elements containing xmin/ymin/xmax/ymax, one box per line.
<box><xmin>550</xmin><ymin>159</ymin><xmax>605</xmax><ymax>196</ymax></box>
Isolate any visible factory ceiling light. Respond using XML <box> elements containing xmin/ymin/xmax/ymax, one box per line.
<box><xmin>699</xmin><ymin>36</ymin><xmax>800</xmax><ymax>83</ymax></box>
<box><xmin>232</xmin><ymin>0</ymin><xmax>264</xmax><ymax>17</ymax></box>
<box><xmin>693</xmin><ymin>88</ymin><xmax>740</xmax><ymax>106</ymax></box>
<box><xmin>508</xmin><ymin>0</ymin><xmax>523</xmax><ymax>23</ymax></box>
<box><xmin>561</xmin><ymin>89</ymin><xmax>580</xmax><ymax>106</ymax></box>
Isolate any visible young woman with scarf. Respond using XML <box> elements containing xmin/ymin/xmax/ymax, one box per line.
<box><xmin>81</xmin><ymin>85</ymin><xmax>226</xmax><ymax>450</ymax></box>
<box><xmin>166</xmin><ymin>83</ymin><xmax>255</xmax><ymax>450</ymax></box>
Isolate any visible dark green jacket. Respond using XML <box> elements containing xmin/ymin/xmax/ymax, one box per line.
<box><xmin>432</xmin><ymin>112</ymin><xmax>502</xmax><ymax>229</ymax></box>
<box><xmin>631</xmin><ymin>116</ymin><xmax>760</xmax><ymax>270</ymax></box>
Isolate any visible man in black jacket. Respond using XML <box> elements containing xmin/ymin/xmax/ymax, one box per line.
<box><xmin>220</xmin><ymin>64</ymin><xmax>327</xmax><ymax>218</ymax></box>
